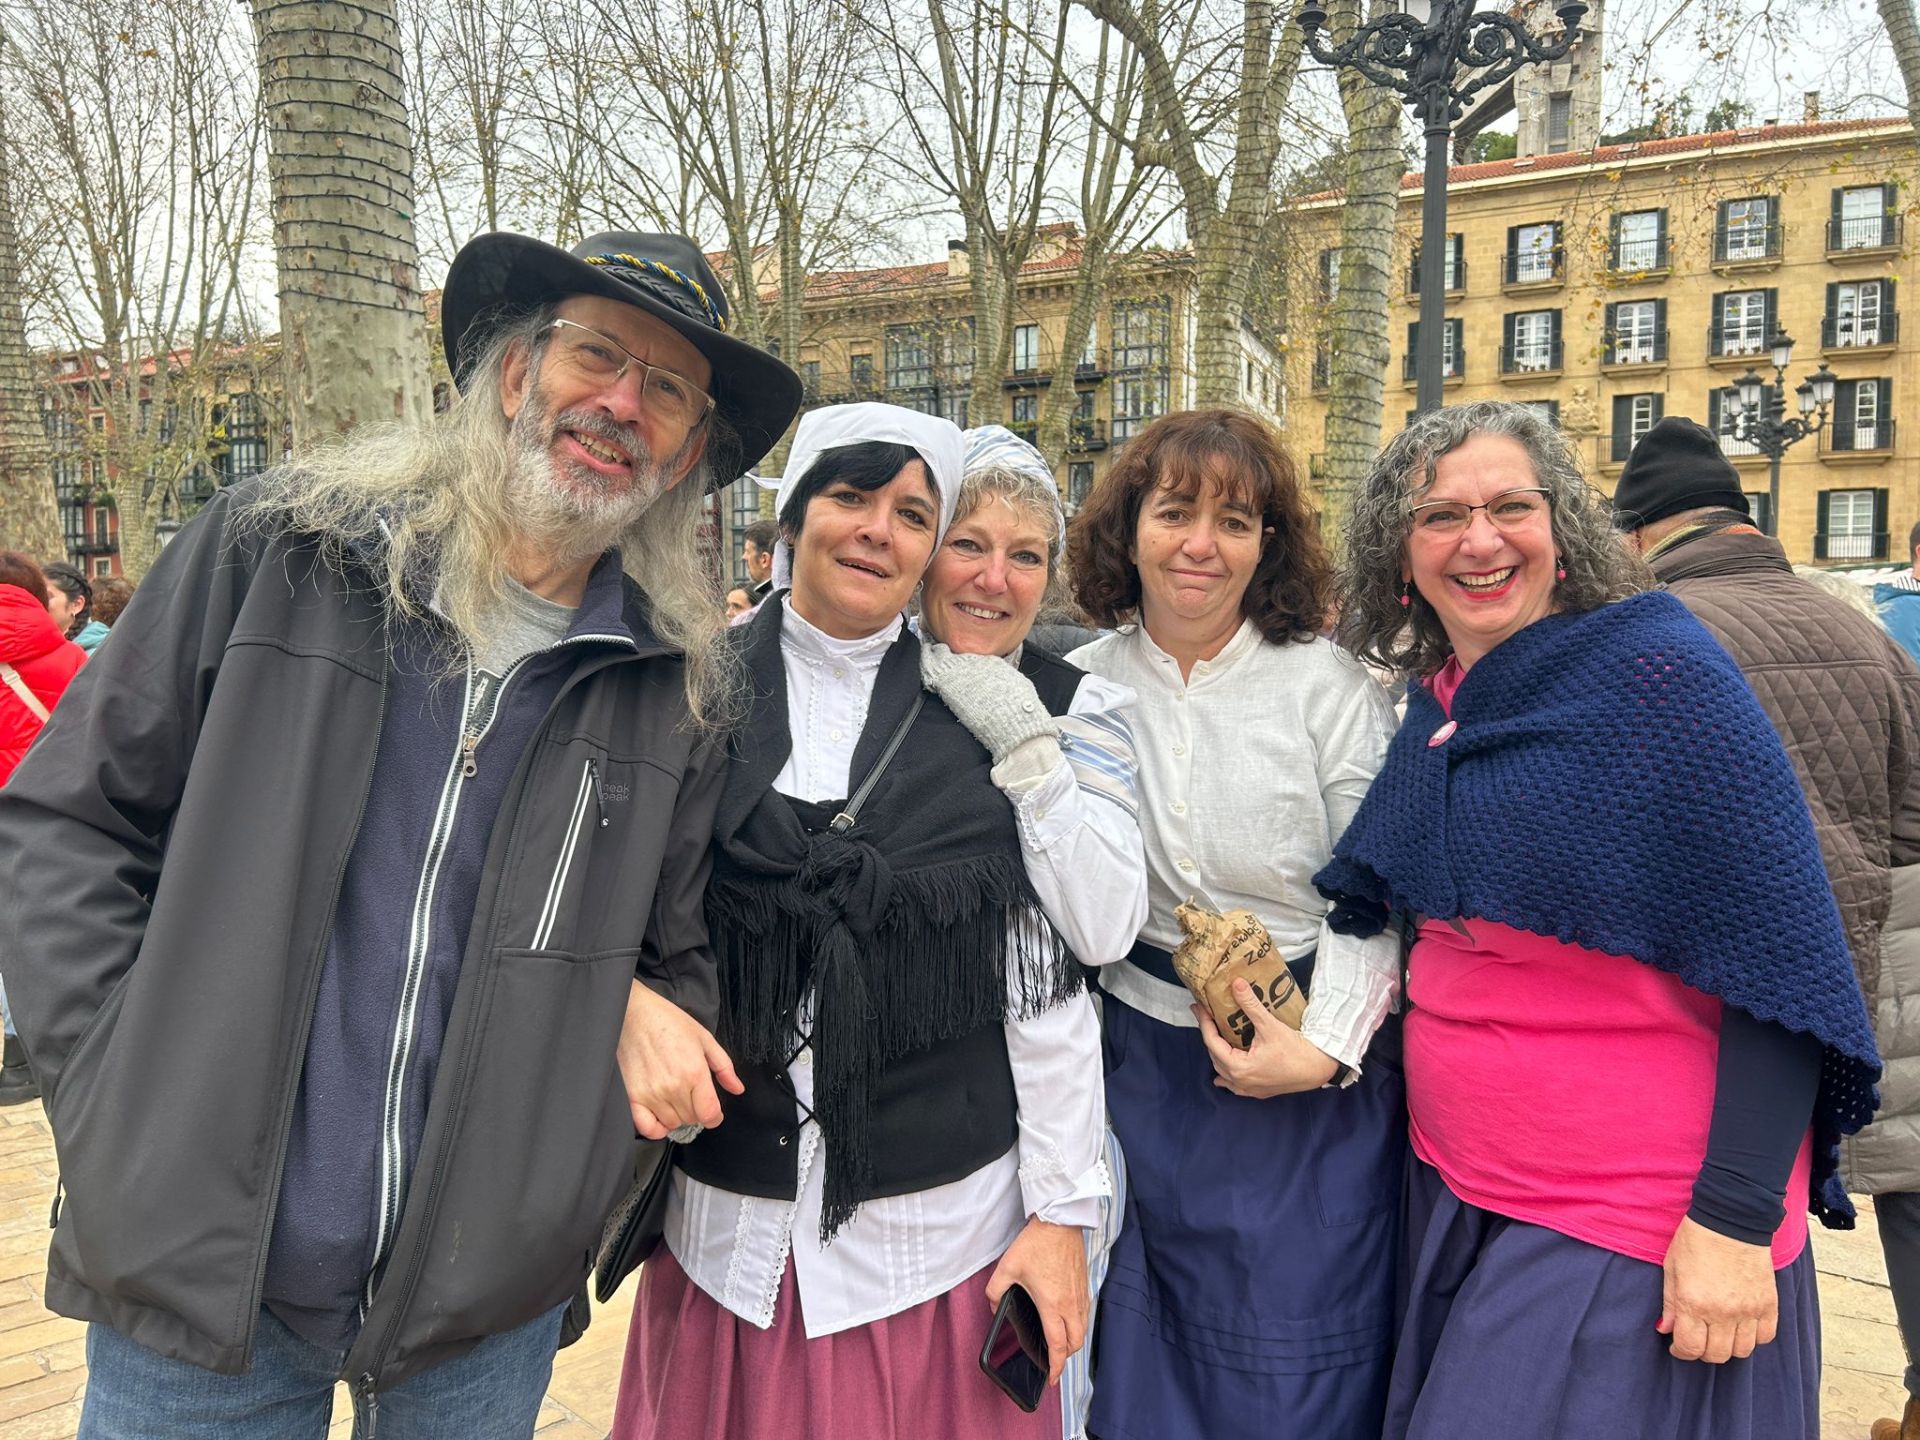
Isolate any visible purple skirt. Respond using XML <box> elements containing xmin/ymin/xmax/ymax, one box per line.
<box><xmin>1385</xmin><ymin>1159</ymin><xmax>1821</xmax><ymax>1440</ymax></box>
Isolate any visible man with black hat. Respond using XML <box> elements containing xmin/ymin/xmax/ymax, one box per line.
<box><xmin>0</xmin><ymin>231</ymin><xmax>800</xmax><ymax>1434</ymax></box>
<box><xmin>1618</xmin><ymin>416</ymin><xmax>1920</xmax><ymax>1440</ymax></box>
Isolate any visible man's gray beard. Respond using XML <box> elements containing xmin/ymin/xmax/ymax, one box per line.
<box><xmin>503</xmin><ymin>386</ymin><xmax>678</xmax><ymax>566</ymax></box>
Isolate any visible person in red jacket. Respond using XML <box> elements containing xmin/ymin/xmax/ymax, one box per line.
<box><xmin>0</xmin><ymin>552</ymin><xmax>86</xmax><ymax>785</ymax></box>
<box><xmin>0</xmin><ymin>551</ymin><xmax>85</xmax><ymax>1106</ymax></box>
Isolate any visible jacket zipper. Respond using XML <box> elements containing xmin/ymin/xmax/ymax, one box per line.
<box><xmin>239</xmin><ymin>653</ymin><xmax>392</xmax><ymax>1367</ymax></box>
<box><xmin>349</xmin><ymin>635</ymin><xmax>637</xmax><ymax>1390</ymax></box>
<box><xmin>531</xmin><ymin>759</ymin><xmax>597</xmax><ymax>950</ymax></box>
<box><xmin>363</xmin><ymin>653</ymin><xmax>532</xmax><ymax>1313</ymax></box>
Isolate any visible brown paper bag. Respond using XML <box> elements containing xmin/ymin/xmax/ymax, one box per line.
<box><xmin>1169</xmin><ymin>899</ymin><xmax>1306</xmax><ymax>1050</ymax></box>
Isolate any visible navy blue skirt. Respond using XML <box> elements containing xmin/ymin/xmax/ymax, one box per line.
<box><xmin>1087</xmin><ymin>994</ymin><xmax>1405</xmax><ymax>1440</ymax></box>
<box><xmin>1385</xmin><ymin>1159</ymin><xmax>1821</xmax><ymax>1440</ymax></box>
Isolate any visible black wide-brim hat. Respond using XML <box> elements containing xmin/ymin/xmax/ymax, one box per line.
<box><xmin>441</xmin><ymin>230</ymin><xmax>802</xmax><ymax>484</ymax></box>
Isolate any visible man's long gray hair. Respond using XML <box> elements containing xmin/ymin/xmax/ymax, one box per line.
<box><xmin>238</xmin><ymin>305</ymin><xmax>742</xmax><ymax>730</ymax></box>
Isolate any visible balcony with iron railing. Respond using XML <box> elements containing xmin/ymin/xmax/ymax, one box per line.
<box><xmin>1609</xmin><ymin>236</ymin><xmax>1671</xmax><ymax>274</ymax></box>
<box><xmin>1821</xmin><ymin>313</ymin><xmax>1900</xmax><ymax>350</ymax></box>
<box><xmin>1501</xmin><ymin>248</ymin><xmax>1565</xmax><ymax>290</ymax></box>
<box><xmin>1821</xmin><ymin>418</ymin><xmax>1898</xmax><ymax>456</ymax></box>
<box><xmin>1499</xmin><ymin>341</ymin><xmax>1563</xmax><ymax>377</ymax></box>
<box><xmin>1603</xmin><ymin>330</ymin><xmax>1669</xmax><ymax>366</ymax></box>
<box><xmin>1828</xmin><ymin>214</ymin><xmax>1903</xmax><ymax>254</ymax></box>
<box><xmin>1815</xmin><ymin>528</ymin><xmax>1890</xmax><ymax>561</ymax></box>
<box><xmin>1712</xmin><ymin>223</ymin><xmax>1783</xmax><ymax>268</ymax></box>
<box><xmin>1401</xmin><ymin>351</ymin><xmax>1464</xmax><ymax>382</ymax></box>
<box><xmin>1708</xmin><ymin>325</ymin><xmax>1772</xmax><ymax>363</ymax></box>
<box><xmin>1068</xmin><ymin>419</ymin><xmax>1108</xmax><ymax>452</ymax></box>
<box><xmin>1406</xmin><ymin>258</ymin><xmax>1467</xmax><ymax>297</ymax></box>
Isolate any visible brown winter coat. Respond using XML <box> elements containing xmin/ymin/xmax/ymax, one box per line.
<box><xmin>1651</xmin><ymin>526</ymin><xmax>1920</xmax><ymax>1194</ymax></box>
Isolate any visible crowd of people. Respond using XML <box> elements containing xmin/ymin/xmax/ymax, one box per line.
<box><xmin>0</xmin><ymin>225</ymin><xmax>1917</xmax><ymax>1440</ymax></box>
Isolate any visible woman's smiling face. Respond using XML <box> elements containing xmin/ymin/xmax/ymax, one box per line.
<box><xmin>919</xmin><ymin>495</ymin><xmax>1054</xmax><ymax>656</ymax></box>
<box><xmin>786</xmin><ymin>461</ymin><xmax>940</xmax><ymax>639</ymax></box>
<box><xmin>1403</xmin><ymin>432</ymin><xmax>1559</xmax><ymax>669</ymax></box>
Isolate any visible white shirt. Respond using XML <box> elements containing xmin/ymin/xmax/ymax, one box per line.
<box><xmin>667</xmin><ymin>602</ymin><xmax>1147</xmax><ymax>1336</ymax></box>
<box><xmin>1068</xmin><ymin>620</ymin><xmax>1401</xmax><ymax>1072</ymax></box>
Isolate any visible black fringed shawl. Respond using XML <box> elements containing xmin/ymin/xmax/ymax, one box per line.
<box><xmin>704</xmin><ymin>600</ymin><xmax>1084</xmax><ymax>1239</ymax></box>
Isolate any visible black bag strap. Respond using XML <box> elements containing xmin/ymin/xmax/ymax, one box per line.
<box><xmin>829</xmin><ymin>693</ymin><xmax>923</xmax><ymax>834</ymax></box>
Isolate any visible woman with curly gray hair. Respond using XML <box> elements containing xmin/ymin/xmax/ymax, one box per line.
<box><xmin>1316</xmin><ymin>401</ymin><xmax>1879</xmax><ymax>1439</ymax></box>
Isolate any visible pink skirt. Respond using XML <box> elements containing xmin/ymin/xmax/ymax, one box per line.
<box><xmin>612</xmin><ymin>1248</ymin><xmax>1064</xmax><ymax>1440</ymax></box>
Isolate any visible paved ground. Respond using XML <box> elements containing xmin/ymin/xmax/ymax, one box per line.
<box><xmin>0</xmin><ymin>1089</ymin><xmax>1909</xmax><ymax>1439</ymax></box>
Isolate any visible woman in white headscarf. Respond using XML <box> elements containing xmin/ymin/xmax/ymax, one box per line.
<box><xmin>917</xmin><ymin>425</ymin><xmax>1148</xmax><ymax>1440</ymax></box>
<box><xmin>612</xmin><ymin>404</ymin><xmax>1119</xmax><ymax>1440</ymax></box>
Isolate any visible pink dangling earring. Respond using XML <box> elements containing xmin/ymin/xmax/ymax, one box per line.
<box><xmin>1555</xmin><ymin>558</ymin><xmax>1567</xmax><ymax>582</ymax></box>
<box><xmin>1399</xmin><ymin>580</ymin><xmax>1412</xmax><ymax>608</ymax></box>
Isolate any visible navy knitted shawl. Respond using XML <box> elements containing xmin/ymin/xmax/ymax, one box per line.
<box><xmin>1314</xmin><ymin>590</ymin><xmax>1881</xmax><ymax>1227</ymax></box>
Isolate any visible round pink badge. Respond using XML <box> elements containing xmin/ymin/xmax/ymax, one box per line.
<box><xmin>1427</xmin><ymin>720</ymin><xmax>1457</xmax><ymax>748</ymax></box>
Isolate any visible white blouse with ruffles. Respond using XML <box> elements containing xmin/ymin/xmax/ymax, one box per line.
<box><xmin>665</xmin><ymin>602</ymin><xmax>1147</xmax><ymax>1337</ymax></box>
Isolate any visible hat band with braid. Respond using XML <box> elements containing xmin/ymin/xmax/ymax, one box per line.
<box><xmin>584</xmin><ymin>252</ymin><xmax>728</xmax><ymax>332</ymax></box>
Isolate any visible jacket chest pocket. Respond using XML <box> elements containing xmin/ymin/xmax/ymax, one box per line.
<box><xmin>518</xmin><ymin>748</ymin><xmax>678</xmax><ymax>955</ymax></box>
<box><xmin>531</xmin><ymin>758</ymin><xmax>607</xmax><ymax>949</ymax></box>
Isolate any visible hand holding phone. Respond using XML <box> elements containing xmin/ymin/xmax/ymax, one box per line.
<box><xmin>979</xmin><ymin>1284</ymin><xmax>1049</xmax><ymax>1413</ymax></box>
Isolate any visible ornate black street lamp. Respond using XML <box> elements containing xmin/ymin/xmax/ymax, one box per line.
<box><xmin>1730</xmin><ymin>328</ymin><xmax>1836</xmax><ymax>539</ymax></box>
<box><xmin>1297</xmin><ymin>0</ymin><xmax>1586</xmax><ymax>415</ymax></box>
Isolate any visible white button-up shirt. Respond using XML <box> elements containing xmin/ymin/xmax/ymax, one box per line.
<box><xmin>667</xmin><ymin>603</ymin><xmax>1147</xmax><ymax>1336</ymax></box>
<box><xmin>1069</xmin><ymin>620</ymin><xmax>1401</xmax><ymax>1071</ymax></box>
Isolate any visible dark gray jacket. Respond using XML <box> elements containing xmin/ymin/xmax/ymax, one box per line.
<box><xmin>1651</xmin><ymin>527</ymin><xmax>1920</xmax><ymax>1193</ymax></box>
<box><xmin>0</xmin><ymin>483</ymin><xmax>725</xmax><ymax>1393</ymax></box>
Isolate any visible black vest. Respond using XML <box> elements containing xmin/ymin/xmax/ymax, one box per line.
<box><xmin>679</xmin><ymin>640</ymin><xmax>1086</xmax><ymax>1216</ymax></box>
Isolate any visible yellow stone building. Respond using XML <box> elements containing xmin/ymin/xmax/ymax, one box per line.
<box><xmin>717</xmin><ymin>226</ymin><xmax>1288</xmax><ymax>584</ymax></box>
<box><xmin>1286</xmin><ymin>117</ymin><xmax>1918</xmax><ymax>568</ymax></box>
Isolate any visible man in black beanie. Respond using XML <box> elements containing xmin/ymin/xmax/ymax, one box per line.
<box><xmin>1619</xmin><ymin>416</ymin><xmax>1920</xmax><ymax>1440</ymax></box>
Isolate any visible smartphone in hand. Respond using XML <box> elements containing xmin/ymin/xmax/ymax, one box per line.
<box><xmin>979</xmin><ymin>1283</ymin><xmax>1049</xmax><ymax>1413</ymax></box>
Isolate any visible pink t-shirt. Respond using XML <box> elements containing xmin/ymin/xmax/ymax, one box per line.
<box><xmin>1406</xmin><ymin>659</ymin><xmax>1811</xmax><ymax>1270</ymax></box>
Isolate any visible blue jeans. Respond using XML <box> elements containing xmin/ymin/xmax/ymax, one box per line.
<box><xmin>80</xmin><ymin>1302</ymin><xmax>567</xmax><ymax>1439</ymax></box>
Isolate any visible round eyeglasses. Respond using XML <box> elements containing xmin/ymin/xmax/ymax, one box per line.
<box><xmin>1409</xmin><ymin>487</ymin><xmax>1552</xmax><ymax>538</ymax></box>
<box><xmin>544</xmin><ymin>319</ymin><xmax>716</xmax><ymax>431</ymax></box>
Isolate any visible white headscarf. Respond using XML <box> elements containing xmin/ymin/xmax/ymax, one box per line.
<box><xmin>960</xmin><ymin>423</ymin><xmax>1066</xmax><ymax>547</ymax></box>
<box><xmin>759</xmin><ymin>402</ymin><xmax>966</xmax><ymax>589</ymax></box>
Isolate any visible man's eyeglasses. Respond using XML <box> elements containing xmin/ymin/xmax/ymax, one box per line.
<box><xmin>1409</xmin><ymin>487</ymin><xmax>1552</xmax><ymax>538</ymax></box>
<box><xmin>544</xmin><ymin>319</ymin><xmax>715</xmax><ymax>431</ymax></box>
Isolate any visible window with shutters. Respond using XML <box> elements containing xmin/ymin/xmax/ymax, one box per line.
<box><xmin>1826</xmin><ymin>281</ymin><xmax>1895</xmax><ymax>348</ymax></box>
<box><xmin>1506</xmin><ymin>222</ymin><xmax>1561</xmax><ymax>284</ymax></box>
<box><xmin>1520</xmin><ymin>400</ymin><xmax>1560</xmax><ymax>427</ymax></box>
<box><xmin>1408</xmin><ymin>234</ymin><xmax>1465</xmax><ymax>294</ymax></box>
<box><xmin>1010</xmin><ymin>393</ymin><xmax>1038</xmax><ymax>426</ymax></box>
<box><xmin>222</xmin><ymin>393</ymin><xmax>267</xmax><ymax>483</ymax></box>
<box><xmin>1828</xmin><ymin>379</ymin><xmax>1895</xmax><ymax>452</ymax></box>
<box><xmin>1707</xmin><ymin>387</ymin><xmax>1761</xmax><ymax>457</ymax></box>
<box><xmin>1612</xmin><ymin>210</ymin><xmax>1667</xmax><ymax>271</ymax></box>
<box><xmin>1503</xmin><ymin>310</ymin><xmax>1560</xmax><ymax>372</ymax></box>
<box><xmin>1403</xmin><ymin>319</ymin><xmax>1464</xmax><ymax>381</ymax></box>
<box><xmin>1716</xmin><ymin>197</ymin><xmax>1779</xmax><ymax>263</ymax></box>
<box><xmin>1822</xmin><ymin>489</ymin><xmax>1882</xmax><ymax>559</ymax></box>
<box><xmin>1830</xmin><ymin>185</ymin><xmax>1900</xmax><ymax>251</ymax></box>
<box><xmin>1609</xmin><ymin>393</ymin><xmax>1663</xmax><ymax>462</ymax></box>
<box><xmin>1744</xmin><ymin>491</ymin><xmax>1772</xmax><ymax>535</ymax></box>
<box><xmin>1319</xmin><ymin>249</ymin><xmax>1340</xmax><ymax>302</ymax></box>
<box><xmin>1713</xmin><ymin>290</ymin><xmax>1771</xmax><ymax>357</ymax></box>
<box><xmin>1606</xmin><ymin>300</ymin><xmax>1664</xmax><ymax>365</ymax></box>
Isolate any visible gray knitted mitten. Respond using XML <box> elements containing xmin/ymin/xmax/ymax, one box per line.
<box><xmin>919</xmin><ymin>641</ymin><xmax>1059</xmax><ymax>763</ymax></box>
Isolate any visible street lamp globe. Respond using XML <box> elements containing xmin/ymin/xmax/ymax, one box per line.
<box><xmin>1795</xmin><ymin>380</ymin><xmax>1816</xmax><ymax>417</ymax></box>
<box><xmin>1810</xmin><ymin>365</ymin><xmax>1838</xmax><ymax>410</ymax></box>
<box><xmin>1768</xmin><ymin>329</ymin><xmax>1795</xmax><ymax>374</ymax></box>
<box><xmin>1735</xmin><ymin>369</ymin><xmax>1766</xmax><ymax>413</ymax></box>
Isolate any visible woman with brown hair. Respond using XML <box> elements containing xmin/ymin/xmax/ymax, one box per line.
<box><xmin>1065</xmin><ymin>410</ymin><xmax>1405</xmax><ymax>1439</ymax></box>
